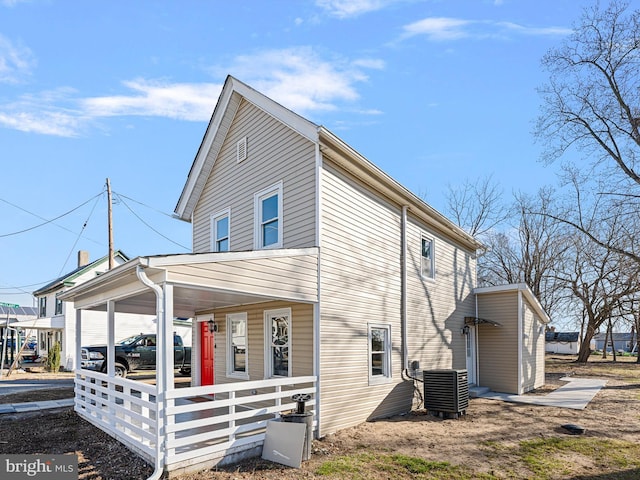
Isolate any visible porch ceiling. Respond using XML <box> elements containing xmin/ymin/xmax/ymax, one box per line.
<box><xmin>59</xmin><ymin>248</ymin><xmax>319</xmax><ymax>317</ymax></box>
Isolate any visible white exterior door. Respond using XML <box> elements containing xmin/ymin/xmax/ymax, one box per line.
<box><xmin>465</xmin><ymin>326</ymin><xmax>477</xmax><ymax>385</ymax></box>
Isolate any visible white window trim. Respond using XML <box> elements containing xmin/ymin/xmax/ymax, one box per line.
<box><xmin>420</xmin><ymin>234</ymin><xmax>436</xmax><ymax>281</ymax></box>
<box><xmin>226</xmin><ymin>312</ymin><xmax>249</xmax><ymax>379</ymax></box>
<box><xmin>254</xmin><ymin>181</ymin><xmax>283</xmax><ymax>249</ymax></box>
<box><xmin>210</xmin><ymin>208</ymin><xmax>231</xmax><ymax>252</ymax></box>
<box><xmin>264</xmin><ymin>307</ymin><xmax>292</xmax><ymax>378</ymax></box>
<box><xmin>368</xmin><ymin>323</ymin><xmax>392</xmax><ymax>385</ymax></box>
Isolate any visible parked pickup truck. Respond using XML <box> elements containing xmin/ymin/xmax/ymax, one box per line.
<box><xmin>80</xmin><ymin>333</ymin><xmax>191</xmax><ymax>378</ymax></box>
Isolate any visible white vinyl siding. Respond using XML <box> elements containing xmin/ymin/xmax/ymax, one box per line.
<box><xmin>521</xmin><ymin>299</ymin><xmax>546</xmax><ymax>392</ymax></box>
<box><xmin>207</xmin><ymin>301</ymin><xmax>313</xmax><ymax>387</ymax></box>
<box><xmin>210</xmin><ymin>208</ymin><xmax>230</xmax><ymax>252</ymax></box>
<box><xmin>319</xmin><ymin>160</ymin><xmax>476</xmax><ymax>436</ymax></box>
<box><xmin>192</xmin><ymin>99</ymin><xmax>316</xmax><ymax>253</ymax></box>
<box><xmin>477</xmin><ymin>292</ymin><xmax>519</xmax><ymax>394</ymax></box>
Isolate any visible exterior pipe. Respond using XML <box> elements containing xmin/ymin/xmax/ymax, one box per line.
<box><xmin>401</xmin><ymin>205</ymin><xmax>408</xmax><ymax>372</ymax></box>
<box><xmin>136</xmin><ymin>265</ymin><xmax>165</xmax><ymax>480</ymax></box>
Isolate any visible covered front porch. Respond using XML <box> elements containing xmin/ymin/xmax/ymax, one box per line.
<box><xmin>59</xmin><ymin>248</ymin><xmax>319</xmax><ymax>476</ymax></box>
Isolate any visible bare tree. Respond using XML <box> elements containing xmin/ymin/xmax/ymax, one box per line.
<box><xmin>444</xmin><ymin>175</ymin><xmax>508</xmax><ymax>238</ymax></box>
<box><xmin>536</xmin><ymin>0</ymin><xmax>640</xmax><ymax>264</ymax></box>
<box><xmin>480</xmin><ymin>188</ymin><xmax>571</xmax><ymax>320</ymax></box>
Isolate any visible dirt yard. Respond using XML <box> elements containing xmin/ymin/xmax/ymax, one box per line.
<box><xmin>0</xmin><ymin>356</ymin><xmax>639</xmax><ymax>479</ymax></box>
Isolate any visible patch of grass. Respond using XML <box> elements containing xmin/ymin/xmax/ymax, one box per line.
<box><xmin>315</xmin><ymin>452</ymin><xmax>496</xmax><ymax>479</ymax></box>
<box><xmin>518</xmin><ymin>437</ymin><xmax>640</xmax><ymax>479</ymax></box>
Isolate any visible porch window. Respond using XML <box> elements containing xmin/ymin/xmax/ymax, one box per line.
<box><xmin>421</xmin><ymin>235</ymin><xmax>435</xmax><ymax>279</ymax></box>
<box><xmin>368</xmin><ymin>324</ymin><xmax>391</xmax><ymax>384</ymax></box>
<box><xmin>211</xmin><ymin>209</ymin><xmax>230</xmax><ymax>252</ymax></box>
<box><xmin>227</xmin><ymin>312</ymin><xmax>248</xmax><ymax>378</ymax></box>
<box><xmin>265</xmin><ymin>308</ymin><xmax>291</xmax><ymax>377</ymax></box>
<box><xmin>55</xmin><ymin>296</ymin><xmax>63</xmax><ymax>315</ymax></box>
<box><xmin>38</xmin><ymin>297</ymin><xmax>46</xmax><ymax>317</ymax></box>
<box><xmin>254</xmin><ymin>182</ymin><xmax>283</xmax><ymax>249</ymax></box>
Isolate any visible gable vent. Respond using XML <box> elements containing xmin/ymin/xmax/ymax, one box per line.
<box><xmin>237</xmin><ymin>137</ymin><xmax>247</xmax><ymax>163</ymax></box>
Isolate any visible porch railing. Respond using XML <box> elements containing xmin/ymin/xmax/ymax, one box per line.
<box><xmin>163</xmin><ymin>375</ymin><xmax>317</xmax><ymax>468</ymax></box>
<box><xmin>74</xmin><ymin>371</ymin><xmax>316</xmax><ymax>471</ymax></box>
<box><xmin>74</xmin><ymin>370</ymin><xmax>158</xmax><ymax>462</ymax></box>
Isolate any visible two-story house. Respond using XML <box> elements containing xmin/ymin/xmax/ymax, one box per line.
<box><xmin>60</xmin><ymin>76</ymin><xmax>548</xmax><ymax>476</ymax></box>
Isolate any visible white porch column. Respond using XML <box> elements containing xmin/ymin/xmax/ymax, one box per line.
<box><xmin>106</xmin><ymin>300</ymin><xmax>115</xmax><ymax>377</ymax></box>
<box><xmin>75</xmin><ymin>308</ymin><xmax>82</xmax><ymax>372</ymax></box>
<box><xmin>162</xmin><ymin>284</ymin><xmax>175</xmax><ymax>462</ymax></box>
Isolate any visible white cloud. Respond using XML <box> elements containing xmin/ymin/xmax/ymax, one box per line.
<box><xmin>402</xmin><ymin>17</ymin><xmax>474</xmax><ymax>41</ymax></box>
<box><xmin>81</xmin><ymin>79</ymin><xmax>223</xmax><ymax>121</ymax></box>
<box><xmin>400</xmin><ymin>17</ymin><xmax>571</xmax><ymax>41</ymax></box>
<box><xmin>222</xmin><ymin>47</ymin><xmax>382</xmax><ymax>115</ymax></box>
<box><xmin>0</xmin><ymin>34</ymin><xmax>35</xmax><ymax>83</ymax></box>
<box><xmin>316</xmin><ymin>0</ymin><xmax>399</xmax><ymax>18</ymax></box>
<box><xmin>0</xmin><ymin>47</ymin><xmax>384</xmax><ymax>137</ymax></box>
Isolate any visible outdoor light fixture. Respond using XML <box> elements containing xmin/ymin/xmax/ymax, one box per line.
<box><xmin>461</xmin><ymin>325</ymin><xmax>470</xmax><ymax>335</ymax></box>
<box><xmin>207</xmin><ymin>318</ymin><xmax>218</xmax><ymax>333</ymax></box>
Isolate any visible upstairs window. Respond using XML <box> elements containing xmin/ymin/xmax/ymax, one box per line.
<box><xmin>38</xmin><ymin>297</ymin><xmax>46</xmax><ymax>318</ymax></box>
<box><xmin>55</xmin><ymin>296</ymin><xmax>63</xmax><ymax>315</ymax></box>
<box><xmin>211</xmin><ymin>209</ymin><xmax>230</xmax><ymax>252</ymax></box>
<box><xmin>421</xmin><ymin>235</ymin><xmax>435</xmax><ymax>279</ymax></box>
<box><xmin>254</xmin><ymin>182</ymin><xmax>283</xmax><ymax>249</ymax></box>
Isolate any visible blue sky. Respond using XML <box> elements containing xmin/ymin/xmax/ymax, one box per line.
<box><xmin>0</xmin><ymin>0</ymin><xmax>589</xmax><ymax>307</ymax></box>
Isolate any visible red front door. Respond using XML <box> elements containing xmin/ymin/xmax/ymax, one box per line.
<box><xmin>200</xmin><ymin>322</ymin><xmax>215</xmax><ymax>385</ymax></box>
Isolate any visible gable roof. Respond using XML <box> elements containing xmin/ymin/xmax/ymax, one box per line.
<box><xmin>33</xmin><ymin>250</ymin><xmax>129</xmax><ymax>296</ymax></box>
<box><xmin>174</xmin><ymin>75</ymin><xmax>483</xmax><ymax>252</ymax></box>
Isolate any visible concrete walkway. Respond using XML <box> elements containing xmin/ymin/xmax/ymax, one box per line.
<box><xmin>479</xmin><ymin>377</ymin><xmax>607</xmax><ymax>410</ymax></box>
<box><xmin>0</xmin><ymin>398</ymin><xmax>74</xmax><ymax>414</ymax></box>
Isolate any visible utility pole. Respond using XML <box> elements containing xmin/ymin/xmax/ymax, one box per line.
<box><xmin>106</xmin><ymin>178</ymin><xmax>114</xmax><ymax>270</ymax></box>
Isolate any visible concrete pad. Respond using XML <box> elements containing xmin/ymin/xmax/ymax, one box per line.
<box><xmin>479</xmin><ymin>377</ymin><xmax>607</xmax><ymax>410</ymax></box>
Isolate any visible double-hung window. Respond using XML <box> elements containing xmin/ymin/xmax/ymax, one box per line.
<box><xmin>55</xmin><ymin>296</ymin><xmax>63</xmax><ymax>315</ymax></box>
<box><xmin>226</xmin><ymin>312</ymin><xmax>248</xmax><ymax>378</ymax></box>
<box><xmin>368</xmin><ymin>324</ymin><xmax>391</xmax><ymax>384</ymax></box>
<box><xmin>38</xmin><ymin>297</ymin><xmax>47</xmax><ymax>318</ymax></box>
<box><xmin>265</xmin><ymin>307</ymin><xmax>291</xmax><ymax>377</ymax></box>
<box><xmin>211</xmin><ymin>209</ymin><xmax>230</xmax><ymax>252</ymax></box>
<box><xmin>254</xmin><ymin>182</ymin><xmax>283</xmax><ymax>249</ymax></box>
<box><xmin>421</xmin><ymin>235</ymin><xmax>435</xmax><ymax>279</ymax></box>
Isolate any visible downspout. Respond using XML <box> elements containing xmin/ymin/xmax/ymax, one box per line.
<box><xmin>314</xmin><ymin>139</ymin><xmax>322</xmax><ymax>436</ymax></box>
<box><xmin>401</xmin><ymin>205</ymin><xmax>408</xmax><ymax>372</ymax></box>
<box><xmin>136</xmin><ymin>265</ymin><xmax>165</xmax><ymax>480</ymax></box>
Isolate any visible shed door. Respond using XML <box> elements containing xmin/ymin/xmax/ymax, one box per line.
<box><xmin>465</xmin><ymin>326</ymin><xmax>477</xmax><ymax>385</ymax></box>
<box><xmin>200</xmin><ymin>322</ymin><xmax>215</xmax><ymax>386</ymax></box>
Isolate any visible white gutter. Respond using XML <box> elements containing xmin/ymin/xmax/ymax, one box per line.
<box><xmin>136</xmin><ymin>265</ymin><xmax>165</xmax><ymax>480</ymax></box>
<box><xmin>401</xmin><ymin>206</ymin><xmax>409</xmax><ymax>371</ymax></box>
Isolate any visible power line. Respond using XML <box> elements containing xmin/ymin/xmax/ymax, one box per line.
<box><xmin>114</xmin><ymin>192</ymin><xmax>190</xmax><ymax>251</ymax></box>
<box><xmin>0</xmin><ymin>192</ymin><xmax>106</xmax><ymax>242</ymax></box>
<box><xmin>57</xmin><ymin>193</ymin><xmax>103</xmax><ymax>276</ymax></box>
<box><xmin>114</xmin><ymin>191</ymin><xmax>177</xmax><ymax>219</ymax></box>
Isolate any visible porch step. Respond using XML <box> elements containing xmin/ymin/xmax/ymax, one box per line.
<box><xmin>469</xmin><ymin>386</ymin><xmax>490</xmax><ymax>398</ymax></box>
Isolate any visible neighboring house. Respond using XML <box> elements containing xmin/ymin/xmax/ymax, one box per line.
<box><xmin>545</xmin><ymin>331</ymin><xmax>580</xmax><ymax>355</ymax></box>
<box><xmin>13</xmin><ymin>250</ymin><xmax>192</xmax><ymax>370</ymax></box>
<box><xmin>0</xmin><ymin>305</ymin><xmax>37</xmax><ymax>365</ymax></box>
<box><xmin>593</xmin><ymin>332</ymin><xmax>637</xmax><ymax>353</ymax></box>
<box><xmin>60</xmin><ymin>76</ymin><xmax>549</xmax><ymax>475</ymax></box>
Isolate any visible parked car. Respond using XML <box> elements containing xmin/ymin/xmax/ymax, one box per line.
<box><xmin>80</xmin><ymin>333</ymin><xmax>191</xmax><ymax>378</ymax></box>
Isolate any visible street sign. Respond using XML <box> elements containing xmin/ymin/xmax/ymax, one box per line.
<box><xmin>0</xmin><ymin>302</ymin><xmax>20</xmax><ymax>308</ymax></box>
